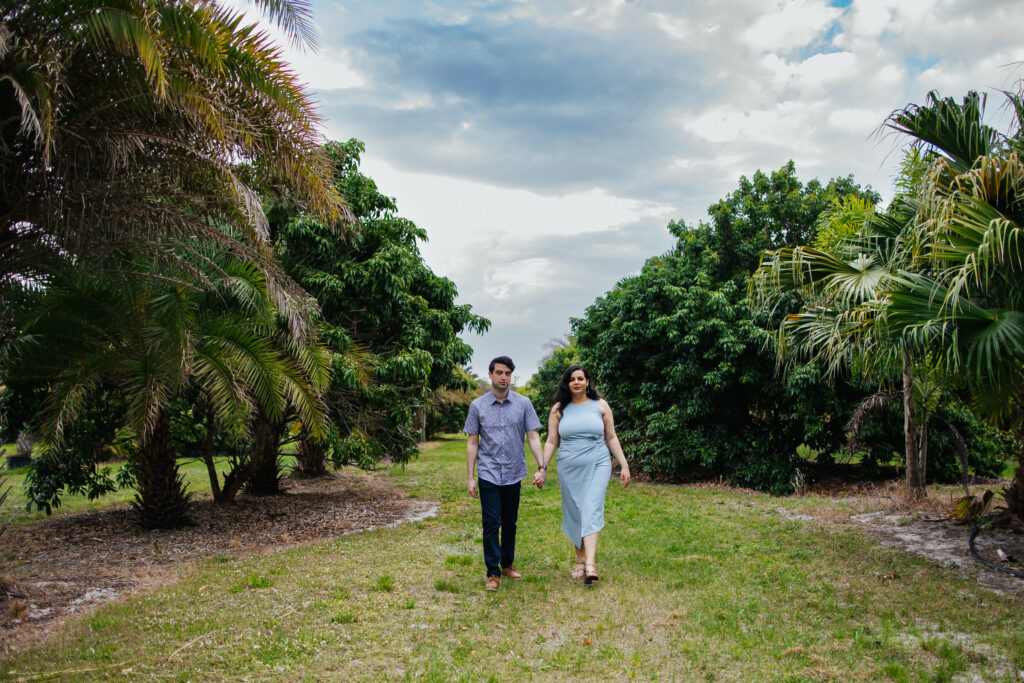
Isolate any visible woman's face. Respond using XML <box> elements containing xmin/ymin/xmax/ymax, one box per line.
<box><xmin>568</xmin><ymin>370</ymin><xmax>588</xmax><ymax>395</ymax></box>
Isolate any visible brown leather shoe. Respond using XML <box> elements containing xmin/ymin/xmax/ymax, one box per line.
<box><xmin>485</xmin><ymin>576</ymin><xmax>500</xmax><ymax>591</ymax></box>
<box><xmin>501</xmin><ymin>566</ymin><xmax>522</xmax><ymax>579</ymax></box>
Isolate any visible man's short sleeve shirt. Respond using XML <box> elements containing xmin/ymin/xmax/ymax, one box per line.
<box><xmin>464</xmin><ymin>390</ymin><xmax>542</xmax><ymax>486</ymax></box>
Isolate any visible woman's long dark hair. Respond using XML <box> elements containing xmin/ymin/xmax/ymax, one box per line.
<box><xmin>552</xmin><ymin>365</ymin><xmax>601</xmax><ymax>416</ymax></box>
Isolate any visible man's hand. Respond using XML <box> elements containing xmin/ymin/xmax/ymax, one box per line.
<box><xmin>467</xmin><ymin>477</ymin><xmax>478</xmax><ymax>499</ymax></box>
<box><xmin>533</xmin><ymin>469</ymin><xmax>546</xmax><ymax>489</ymax></box>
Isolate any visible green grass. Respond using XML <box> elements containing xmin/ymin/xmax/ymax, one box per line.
<box><xmin>1</xmin><ymin>439</ymin><xmax>1022</xmax><ymax>681</ymax></box>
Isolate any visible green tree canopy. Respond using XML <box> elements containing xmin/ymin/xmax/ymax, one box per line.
<box><xmin>268</xmin><ymin>139</ymin><xmax>490</xmax><ymax>467</ymax></box>
<box><xmin>572</xmin><ymin>163</ymin><xmax>879</xmax><ymax>493</ymax></box>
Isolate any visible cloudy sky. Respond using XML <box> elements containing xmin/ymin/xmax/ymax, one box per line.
<box><xmin>239</xmin><ymin>0</ymin><xmax>1024</xmax><ymax>381</ymax></box>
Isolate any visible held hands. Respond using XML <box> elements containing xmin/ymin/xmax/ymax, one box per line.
<box><xmin>467</xmin><ymin>477</ymin><xmax>478</xmax><ymax>499</ymax></box>
<box><xmin>533</xmin><ymin>469</ymin><xmax>547</xmax><ymax>489</ymax></box>
<box><xmin>620</xmin><ymin>465</ymin><xmax>631</xmax><ymax>487</ymax></box>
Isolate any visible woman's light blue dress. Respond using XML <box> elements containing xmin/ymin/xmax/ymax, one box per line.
<box><xmin>557</xmin><ymin>399</ymin><xmax>611</xmax><ymax>546</ymax></box>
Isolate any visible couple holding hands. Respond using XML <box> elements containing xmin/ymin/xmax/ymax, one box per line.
<box><xmin>464</xmin><ymin>355</ymin><xmax>631</xmax><ymax>591</ymax></box>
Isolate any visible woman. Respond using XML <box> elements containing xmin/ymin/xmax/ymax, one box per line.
<box><xmin>536</xmin><ymin>365</ymin><xmax>630</xmax><ymax>584</ymax></box>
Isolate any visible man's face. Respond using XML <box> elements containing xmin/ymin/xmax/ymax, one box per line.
<box><xmin>489</xmin><ymin>363</ymin><xmax>512</xmax><ymax>391</ymax></box>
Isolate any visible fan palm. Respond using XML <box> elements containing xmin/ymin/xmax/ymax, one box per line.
<box><xmin>0</xmin><ymin>0</ymin><xmax>346</xmax><ymax>335</ymax></box>
<box><xmin>9</xmin><ymin>256</ymin><xmax>329</xmax><ymax>528</ymax></box>
<box><xmin>752</xmin><ymin>197</ymin><xmax>943</xmax><ymax>498</ymax></box>
<box><xmin>884</xmin><ymin>90</ymin><xmax>1024</xmax><ymax>522</ymax></box>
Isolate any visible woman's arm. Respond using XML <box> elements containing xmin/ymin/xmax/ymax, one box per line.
<box><xmin>599</xmin><ymin>399</ymin><xmax>631</xmax><ymax>486</ymax></box>
<box><xmin>534</xmin><ymin>404</ymin><xmax>561</xmax><ymax>488</ymax></box>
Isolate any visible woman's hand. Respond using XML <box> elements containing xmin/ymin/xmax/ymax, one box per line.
<box><xmin>620</xmin><ymin>465</ymin><xmax>631</xmax><ymax>487</ymax></box>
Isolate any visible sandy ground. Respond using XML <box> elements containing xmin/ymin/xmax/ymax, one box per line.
<box><xmin>786</xmin><ymin>479</ymin><xmax>1024</xmax><ymax>597</ymax></box>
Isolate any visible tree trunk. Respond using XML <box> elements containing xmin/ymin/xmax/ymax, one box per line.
<box><xmin>134</xmin><ymin>408</ymin><xmax>192</xmax><ymax>529</ymax></box>
<box><xmin>294</xmin><ymin>429</ymin><xmax>327</xmax><ymax>478</ymax></box>
<box><xmin>199</xmin><ymin>408</ymin><xmax>224</xmax><ymax>503</ymax></box>
<box><xmin>903</xmin><ymin>352</ymin><xmax>926</xmax><ymax>500</ymax></box>
<box><xmin>1004</xmin><ymin>449</ymin><xmax>1024</xmax><ymax>523</ymax></box>
<box><xmin>245</xmin><ymin>408</ymin><xmax>284</xmax><ymax>496</ymax></box>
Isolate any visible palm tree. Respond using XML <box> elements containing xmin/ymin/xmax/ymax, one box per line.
<box><xmin>751</xmin><ymin>195</ymin><xmax>944</xmax><ymax>499</ymax></box>
<box><xmin>1</xmin><ymin>0</ymin><xmax>347</xmax><ymax>333</ymax></box>
<box><xmin>9</xmin><ymin>256</ymin><xmax>328</xmax><ymax>528</ymax></box>
<box><xmin>883</xmin><ymin>90</ymin><xmax>1024</xmax><ymax>523</ymax></box>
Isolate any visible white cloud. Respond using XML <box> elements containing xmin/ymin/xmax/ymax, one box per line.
<box><xmin>354</xmin><ymin>156</ymin><xmax>675</xmax><ymax>273</ymax></box>
<box><xmin>760</xmin><ymin>51</ymin><xmax>859</xmax><ymax>91</ymax></box>
<box><xmin>570</xmin><ymin>0</ymin><xmax>627</xmax><ymax>30</ymax></box>
<box><xmin>681</xmin><ymin>100</ymin><xmax>825</xmax><ymax>147</ymax></box>
<box><xmin>741</xmin><ymin>0</ymin><xmax>842</xmax><ymax>53</ymax></box>
<box><xmin>485</xmin><ymin>258</ymin><xmax>556</xmax><ymax>300</ymax></box>
<box><xmin>650</xmin><ymin>12</ymin><xmax>692</xmax><ymax>41</ymax></box>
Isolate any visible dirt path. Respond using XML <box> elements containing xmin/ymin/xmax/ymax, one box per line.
<box><xmin>0</xmin><ymin>472</ymin><xmax>438</xmax><ymax>656</ymax></box>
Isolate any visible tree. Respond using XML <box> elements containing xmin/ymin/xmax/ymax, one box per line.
<box><xmin>1</xmin><ymin>0</ymin><xmax>344</xmax><ymax>340</ymax></box>
<box><xmin>266</xmin><ymin>139</ymin><xmax>489</xmax><ymax>471</ymax></box>
<box><xmin>752</xmin><ymin>92</ymin><xmax>1023</xmax><ymax>505</ymax></box>
<box><xmin>882</xmin><ymin>90</ymin><xmax>1024</xmax><ymax>522</ymax></box>
<box><xmin>522</xmin><ymin>336</ymin><xmax>579</xmax><ymax>431</ymax></box>
<box><xmin>8</xmin><ymin>256</ymin><xmax>328</xmax><ymax>527</ymax></box>
<box><xmin>751</xmin><ymin>194</ymin><xmax>941</xmax><ymax>498</ymax></box>
<box><xmin>573</xmin><ymin>164</ymin><xmax>879</xmax><ymax>493</ymax></box>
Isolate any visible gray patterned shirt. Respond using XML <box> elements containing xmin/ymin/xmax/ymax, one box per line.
<box><xmin>464</xmin><ymin>389</ymin><xmax>542</xmax><ymax>486</ymax></box>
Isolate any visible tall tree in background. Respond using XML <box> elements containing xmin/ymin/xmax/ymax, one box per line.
<box><xmin>574</xmin><ymin>164</ymin><xmax>879</xmax><ymax>493</ymax></box>
<box><xmin>753</xmin><ymin>91</ymin><xmax>1024</xmax><ymax>507</ymax></box>
<box><xmin>268</xmin><ymin>139</ymin><xmax>489</xmax><ymax>472</ymax></box>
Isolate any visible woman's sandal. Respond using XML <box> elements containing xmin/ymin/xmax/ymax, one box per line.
<box><xmin>584</xmin><ymin>564</ymin><xmax>599</xmax><ymax>585</ymax></box>
<box><xmin>570</xmin><ymin>562</ymin><xmax>585</xmax><ymax>579</ymax></box>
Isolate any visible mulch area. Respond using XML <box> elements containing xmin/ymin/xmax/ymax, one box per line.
<box><xmin>0</xmin><ymin>472</ymin><xmax>434</xmax><ymax>657</ymax></box>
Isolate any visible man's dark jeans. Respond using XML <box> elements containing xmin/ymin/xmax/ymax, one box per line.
<box><xmin>479</xmin><ymin>478</ymin><xmax>521</xmax><ymax>577</ymax></box>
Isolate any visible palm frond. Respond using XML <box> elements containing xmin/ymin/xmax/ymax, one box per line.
<box><xmin>885</xmin><ymin>90</ymin><xmax>1003</xmax><ymax>173</ymax></box>
<box><xmin>86</xmin><ymin>8</ymin><xmax>167</xmax><ymax>96</ymax></box>
<box><xmin>244</xmin><ymin>0</ymin><xmax>319</xmax><ymax>50</ymax></box>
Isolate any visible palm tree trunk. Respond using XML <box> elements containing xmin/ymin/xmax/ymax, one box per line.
<box><xmin>198</xmin><ymin>406</ymin><xmax>224</xmax><ymax>502</ymax></box>
<box><xmin>245</xmin><ymin>407</ymin><xmax>284</xmax><ymax>496</ymax></box>
<box><xmin>1004</xmin><ymin>447</ymin><xmax>1024</xmax><ymax>523</ymax></box>
<box><xmin>903</xmin><ymin>352</ymin><xmax>926</xmax><ymax>500</ymax></box>
<box><xmin>134</xmin><ymin>408</ymin><xmax>192</xmax><ymax>529</ymax></box>
<box><xmin>294</xmin><ymin>427</ymin><xmax>327</xmax><ymax>478</ymax></box>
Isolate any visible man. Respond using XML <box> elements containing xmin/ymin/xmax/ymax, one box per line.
<box><xmin>464</xmin><ymin>355</ymin><xmax>544</xmax><ymax>591</ymax></box>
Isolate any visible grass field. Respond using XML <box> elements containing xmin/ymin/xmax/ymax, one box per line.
<box><xmin>1</xmin><ymin>439</ymin><xmax>1022</xmax><ymax>681</ymax></box>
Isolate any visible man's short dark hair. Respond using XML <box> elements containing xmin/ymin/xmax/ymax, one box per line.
<box><xmin>489</xmin><ymin>356</ymin><xmax>515</xmax><ymax>373</ymax></box>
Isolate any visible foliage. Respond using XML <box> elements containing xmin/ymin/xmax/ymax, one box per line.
<box><xmin>267</xmin><ymin>139</ymin><xmax>489</xmax><ymax>467</ymax></box>
<box><xmin>6</xmin><ymin>253</ymin><xmax>328</xmax><ymax>526</ymax></box>
<box><xmin>20</xmin><ymin>386</ymin><xmax>130</xmax><ymax>514</ymax></box>
<box><xmin>847</xmin><ymin>394</ymin><xmax>1011</xmax><ymax>481</ymax></box>
<box><xmin>425</xmin><ymin>366</ymin><xmax>480</xmax><ymax>438</ymax></box>
<box><xmin>753</xmin><ymin>90</ymin><xmax>1021</xmax><ymax>510</ymax></box>
<box><xmin>881</xmin><ymin>90</ymin><xmax>1024</xmax><ymax>520</ymax></box>
<box><xmin>522</xmin><ymin>336</ymin><xmax>579</xmax><ymax>432</ymax></box>
<box><xmin>0</xmin><ymin>0</ymin><xmax>344</xmax><ymax>338</ymax></box>
<box><xmin>573</xmin><ymin>163</ymin><xmax>879</xmax><ymax>493</ymax></box>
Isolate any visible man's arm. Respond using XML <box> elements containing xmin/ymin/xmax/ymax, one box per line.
<box><xmin>466</xmin><ymin>433</ymin><xmax>479</xmax><ymax>499</ymax></box>
<box><xmin>526</xmin><ymin>429</ymin><xmax>543</xmax><ymax>468</ymax></box>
